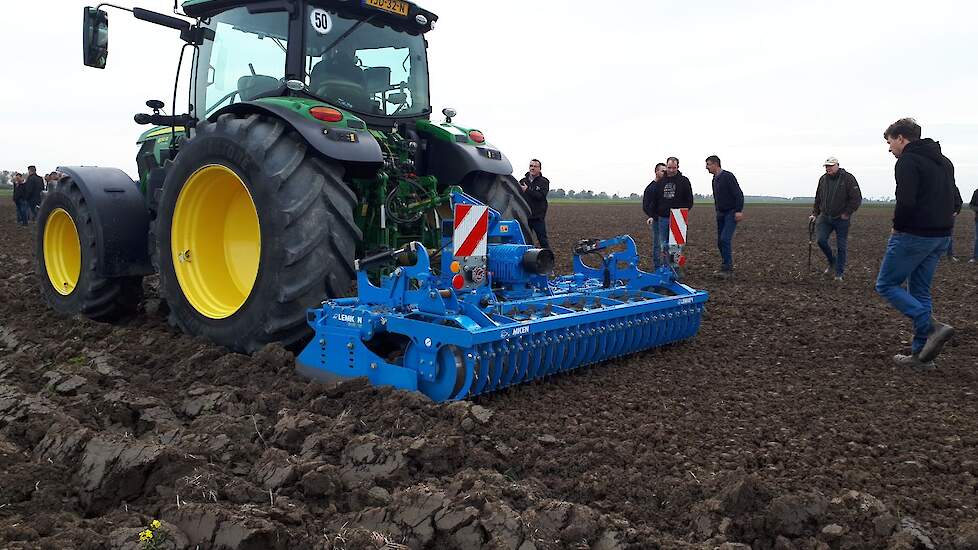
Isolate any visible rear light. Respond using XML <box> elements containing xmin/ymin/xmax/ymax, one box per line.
<box><xmin>309</xmin><ymin>106</ymin><xmax>343</xmax><ymax>122</ymax></box>
<box><xmin>468</xmin><ymin>130</ymin><xmax>485</xmax><ymax>143</ymax></box>
<box><xmin>452</xmin><ymin>274</ymin><xmax>465</xmax><ymax>290</ymax></box>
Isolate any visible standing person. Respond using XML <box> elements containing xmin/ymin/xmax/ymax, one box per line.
<box><xmin>970</xmin><ymin>188</ymin><xmax>978</xmax><ymax>263</ymax></box>
<box><xmin>808</xmin><ymin>157</ymin><xmax>862</xmax><ymax>281</ymax></box>
<box><xmin>12</xmin><ymin>173</ymin><xmax>29</xmax><ymax>226</ymax></box>
<box><xmin>944</xmin><ymin>187</ymin><xmax>963</xmax><ymax>261</ymax></box>
<box><xmin>652</xmin><ymin>157</ymin><xmax>694</xmax><ymax>266</ymax></box>
<box><xmin>875</xmin><ymin>118</ymin><xmax>960</xmax><ymax>367</ymax></box>
<box><xmin>519</xmin><ymin>159</ymin><xmax>551</xmax><ymax>249</ymax></box>
<box><xmin>643</xmin><ymin>162</ymin><xmax>667</xmax><ymax>268</ymax></box>
<box><xmin>706</xmin><ymin>155</ymin><xmax>744</xmax><ymax>278</ymax></box>
<box><xmin>24</xmin><ymin>166</ymin><xmax>44</xmax><ymax>222</ymax></box>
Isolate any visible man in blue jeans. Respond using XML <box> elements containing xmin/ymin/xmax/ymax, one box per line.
<box><xmin>642</xmin><ymin>163</ymin><xmax>667</xmax><ymax>268</ymax></box>
<box><xmin>650</xmin><ymin>157</ymin><xmax>694</xmax><ymax>269</ymax></box>
<box><xmin>809</xmin><ymin>157</ymin><xmax>862</xmax><ymax>281</ymax></box>
<box><xmin>875</xmin><ymin>118</ymin><xmax>960</xmax><ymax>368</ymax></box>
<box><xmin>705</xmin><ymin>155</ymin><xmax>744</xmax><ymax>278</ymax></box>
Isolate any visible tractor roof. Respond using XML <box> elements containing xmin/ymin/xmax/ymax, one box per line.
<box><xmin>182</xmin><ymin>0</ymin><xmax>437</xmax><ymax>31</ymax></box>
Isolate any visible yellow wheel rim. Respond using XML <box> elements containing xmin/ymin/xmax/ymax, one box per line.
<box><xmin>43</xmin><ymin>208</ymin><xmax>82</xmax><ymax>296</ymax></box>
<box><xmin>172</xmin><ymin>164</ymin><xmax>261</xmax><ymax>319</ymax></box>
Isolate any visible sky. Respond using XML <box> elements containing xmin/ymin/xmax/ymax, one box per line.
<box><xmin>1</xmin><ymin>0</ymin><xmax>976</xmax><ymax>200</ymax></box>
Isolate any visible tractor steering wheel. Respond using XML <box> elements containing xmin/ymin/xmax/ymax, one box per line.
<box><xmin>313</xmin><ymin>79</ymin><xmax>367</xmax><ymax>111</ymax></box>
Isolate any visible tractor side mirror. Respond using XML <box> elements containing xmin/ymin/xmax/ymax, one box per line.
<box><xmin>388</xmin><ymin>92</ymin><xmax>407</xmax><ymax>105</ymax></box>
<box><xmin>82</xmin><ymin>7</ymin><xmax>109</xmax><ymax>69</ymax></box>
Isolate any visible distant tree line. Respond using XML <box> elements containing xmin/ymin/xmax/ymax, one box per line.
<box><xmin>548</xmin><ymin>188</ymin><xmax>895</xmax><ymax>203</ymax></box>
<box><xmin>548</xmin><ymin>188</ymin><xmax>642</xmax><ymax>201</ymax></box>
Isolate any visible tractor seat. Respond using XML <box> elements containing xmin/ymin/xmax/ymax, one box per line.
<box><xmin>237</xmin><ymin>75</ymin><xmax>280</xmax><ymax>102</ymax></box>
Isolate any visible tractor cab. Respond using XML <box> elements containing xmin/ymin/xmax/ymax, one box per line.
<box><xmin>189</xmin><ymin>0</ymin><xmax>435</xmax><ymax>126</ymax></box>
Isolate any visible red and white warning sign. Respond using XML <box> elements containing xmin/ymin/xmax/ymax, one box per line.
<box><xmin>669</xmin><ymin>208</ymin><xmax>688</xmax><ymax>247</ymax></box>
<box><xmin>453</xmin><ymin>204</ymin><xmax>488</xmax><ymax>257</ymax></box>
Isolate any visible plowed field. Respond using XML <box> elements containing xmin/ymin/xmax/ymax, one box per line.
<box><xmin>1</xmin><ymin>201</ymin><xmax>977</xmax><ymax>550</ymax></box>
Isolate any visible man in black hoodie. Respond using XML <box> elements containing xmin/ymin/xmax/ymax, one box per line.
<box><xmin>809</xmin><ymin>157</ymin><xmax>862</xmax><ymax>281</ymax></box>
<box><xmin>519</xmin><ymin>159</ymin><xmax>550</xmax><ymax>249</ymax></box>
<box><xmin>875</xmin><ymin>118</ymin><xmax>960</xmax><ymax>368</ymax></box>
<box><xmin>651</xmin><ymin>157</ymin><xmax>694</xmax><ymax>267</ymax></box>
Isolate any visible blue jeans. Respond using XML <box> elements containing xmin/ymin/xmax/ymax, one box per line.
<box><xmin>875</xmin><ymin>232</ymin><xmax>951</xmax><ymax>354</ymax></box>
<box><xmin>816</xmin><ymin>216</ymin><xmax>850</xmax><ymax>276</ymax></box>
<box><xmin>716</xmin><ymin>210</ymin><xmax>737</xmax><ymax>269</ymax></box>
<box><xmin>649</xmin><ymin>217</ymin><xmax>662</xmax><ymax>267</ymax></box>
<box><xmin>527</xmin><ymin>218</ymin><xmax>550</xmax><ymax>249</ymax></box>
<box><xmin>15</xmin><ymin>199</ymin><xmax>30</xmax><ymax>225</ymax></box>
<box><xmin>656</xmin><ymin>216</ymin><xmax>671</xmax><ymax>266</ymax></box>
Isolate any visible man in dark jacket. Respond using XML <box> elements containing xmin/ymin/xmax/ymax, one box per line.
<box><xmin>519</xmin><ymin>159</ymin><xmax>550</xmax><ymax>249</ymax></box>
<box><xmin>12</xmin><ymin>173</ymin><xmax>29</xmax><ymax>226</ymax></box>
<box><xmin>651</xmin><ymin>157</ymin><xmax>694</xmax><ymax>267</ymax></box>
<box><xmin>875</xmin><ymin>118</ymin><xmax>960</xmax><ymax>368</ymax></box>
<box><xmin>706</xmin><ymin>155</ymin><xmax>744</xmax><ymax>277</ymax></box>
<box><xmin>970</xmin><ymin>188</ymin><xmax>978</xmax><ymax>263</ymax></box>
<box><xmin>809</xmin><ymin>157</ymin><xmax>862</xmax><ymax>280</ymax></box>
<box><xmin>642</xmin><ymin>162</ymin><xmax>667</xmax><ymax>268</ymax></box>
<box><xmin>24</xmin><ymin>166</ymin><xmax>44</xmax><ymax>222</ymax></box>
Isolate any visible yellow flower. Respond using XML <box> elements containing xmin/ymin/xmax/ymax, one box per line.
<box><xmin>138</xmin><ymin>529</ymin><xmax>154</xmax><ymax>541</ymax></box>
<box><xmin>151</xmin><ymin>519</ymin><xmax>162</xmax><ymax>529</ymax></box>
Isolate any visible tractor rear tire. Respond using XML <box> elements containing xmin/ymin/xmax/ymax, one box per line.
<box><xmin>36</xmin><ymin>179</ymin><xmax>143</xmax><ymax>321</ymax></box>
<box><xmin>154</xmin><ymin>113</ymin><xmax>360</xmax><ymax>353</ymax></box>
<box><xmin>461</xmin><ymin>172</ymin><xmax>531</xmax><ymax>237</ymax></box>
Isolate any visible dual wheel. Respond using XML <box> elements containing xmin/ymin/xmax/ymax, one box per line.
<box><xmin>38</xmin><ymin>113</ymin><xmax>530</xmax><ymax>354</ymax></box>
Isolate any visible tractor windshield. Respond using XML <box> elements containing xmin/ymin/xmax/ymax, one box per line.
<box><xmin>304</xmin><ymin>7</ymin><xmax>430</xmax><ymax>118</ymax></box>
<box><xmin>198</xmin><ymin>7</ymin><xmax>290</xmax><ymax>116</ymax></box>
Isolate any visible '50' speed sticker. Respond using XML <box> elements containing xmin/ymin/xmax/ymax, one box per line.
<box><xmin>310</xmin><ymin>8</ymin><xmax>332</xmax><ymax>35</ymax></box>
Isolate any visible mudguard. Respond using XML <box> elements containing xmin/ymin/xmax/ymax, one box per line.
<box><xmin>56</xmin><ymin>166</ymin><xmax>153</xmax><ymax>278</ymax></box>
<box><xmin>210</xmin><ymin>101</ymin><xmax>383</xmax><ymax>166</ymax></box>
<box><xmin>421</xmin><ymin>133</ymin><xmax>514</xmax><ymax>187</ymax></box>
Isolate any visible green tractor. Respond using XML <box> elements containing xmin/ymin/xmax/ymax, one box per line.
<box><xmin>39</xmin><ymin>0</ymin><xmax>530</xmax><ymax>352</ymax></box>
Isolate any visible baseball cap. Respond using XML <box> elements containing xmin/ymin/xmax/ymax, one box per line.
<box><xmin>823</xmin><ymin>157</ymin><xmax>839</xmax><ymax>166</ymax></box>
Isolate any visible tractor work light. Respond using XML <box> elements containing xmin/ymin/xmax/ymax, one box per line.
<box><xmin>468</xmin><ymin>130</ymin><xmax>485</xmax><ymax>143</ymax></box>
<box><xmin>309</xmin><ymin>107</ymin><xmax>343</xmax><ymax>122</ymax></box>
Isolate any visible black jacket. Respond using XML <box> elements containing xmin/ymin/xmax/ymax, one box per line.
<box><xmin>892</xmin><ymin>138</ymin><xmax>960</xmax><ymax>237</ymax></box>
<box><xmin>642</xmin><ymin>180</ymin><xmax>659</xmax><ymax>218</ymax></box>
<box><xmin>519</xmin><ymin>173</ymin><xmax>549</xmax><ymax>220</ymax></box>
<box><xmin>651</xmin><ymin>171</ymin><xmax>693</xmax><ymax>218</ymax></box>
<box><xmin>813</xmin><ymin>169</ymin><xmax>862</xmax><ymax>218</ymax></box>
<box><xmin>25</xmin><ymin>174</ymin><xmax>43</xmax><ymax>205</ymax></box>
<box><xmin>12</xmin><ymin>182</ymin><xmax>26</xmax><ymax>202</ymax></box>
<box><xmin>712</xmin><ymin>170</ymin><xmax>744</xmax><ymax>213</ymax></box>
<box><xmin>970</xmin><ymin>189</ymin><xmax>978</xmax><ymax>222</ymax></box>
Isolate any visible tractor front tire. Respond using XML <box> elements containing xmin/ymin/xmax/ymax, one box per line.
<box><xmin>36</xmin><ymin>179</ymin><xmax>143</xmax><ymax>320</ymax></box>
<box><xmin>461</xmin><ymin>172</ymin><xmax>531</xmax><ymax>237</ymax></box>
<box><xmin>155</xmin><ymin>113</ymin><xmax>360</xmax><ymax>353</ymax></box>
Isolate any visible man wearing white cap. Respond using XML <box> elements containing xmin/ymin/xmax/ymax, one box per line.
<box><xmin>809</xmin><ymin>157</ymin><xmax>862</xmax><ymax>281</ymax></box>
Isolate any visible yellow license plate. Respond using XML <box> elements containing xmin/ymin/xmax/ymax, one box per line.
<box><xmin>365</xmin><ymin>0</ymin><xmax>409</xmax><ymax>16</ymax></box>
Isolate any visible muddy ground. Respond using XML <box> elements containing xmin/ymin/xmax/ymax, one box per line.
<box><xmin>1</xmin><ymin>200</ymin><xmax>977</xmax><ymax>550</ymax></box>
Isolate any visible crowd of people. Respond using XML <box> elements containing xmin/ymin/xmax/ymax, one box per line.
<box><xmin>521</xmin><ymin>118</ymin><xmax>975</xmax><ymax>369</ymax></box>
<box><xmin>9</xmin><ymin>166</ymin><xmax>56</xmax><ymax>226</ymax></box>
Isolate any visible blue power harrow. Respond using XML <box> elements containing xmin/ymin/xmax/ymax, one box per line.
<box><xmin>296</xmin><ymin>192</ymin><xmax>709</xmax><ymax>402</ymax></box>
